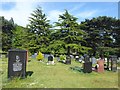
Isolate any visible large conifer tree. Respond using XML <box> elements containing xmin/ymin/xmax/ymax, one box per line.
<box><xmin>27</xmin><ymin>6</ymin><xmax>51</xmax><ymax>53</ymax></box>
<box><xmin>49</xmin><ymin>10</ymin><xmax>91</xmax><ymax>55</ymax></box>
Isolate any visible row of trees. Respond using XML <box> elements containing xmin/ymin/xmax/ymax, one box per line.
<box><xmin>1</xmin><ymin>6</ymin><xmax>120</xmax><ymax>57</ymax></box>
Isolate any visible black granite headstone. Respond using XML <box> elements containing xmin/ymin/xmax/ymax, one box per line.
<box><xmin>8</xmin><ymin>49</ymin><xmax>27</xmax><ymax>78</ymax></box>
<box><xmin>83</xmin><ymin>62</ymin><xmax>92</xmax><ymax>73</ymax></box>
<box><xmin>83</xmin><ymin>55</ymin><xmax>92</xmax><ymax>73</ymax></box>
<box><xmin>48</xmin><ymin>55</ymin><xmax>53</xmax><ymax>61</ymax></box>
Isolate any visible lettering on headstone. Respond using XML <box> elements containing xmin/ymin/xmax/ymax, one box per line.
<box><xmin>13</xmin><ymin>55</ymin><xmax>22</xmax><ymax>71</ymax></box>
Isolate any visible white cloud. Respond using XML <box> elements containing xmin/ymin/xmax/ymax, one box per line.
<box><xmin>0</xmin><ymin>2</ymin><xmax>64</xmax><ymax>27</ymax></box>
<box><xmin>76</xmin><ymin>10</ymin><xmax>98</xmax><ymax>18</ymax></box>
<box><xmin>0</xmin><ymin>2</ymin><xmax>38</xmax><ymax>27</ymax></box>
<box><xmin>69</xmin><ymin>3</ymin><xmax>85</xmax><ymax>12</ymax></box>
<box><xmin>47</xmin><ymin>10</ymin><xmax>64</xmax><ymax>23</ymax></box>
<box><xmin>0</xmin><ymin>2</ymin><xmax>63</xmax><ymax>26</ymax></box>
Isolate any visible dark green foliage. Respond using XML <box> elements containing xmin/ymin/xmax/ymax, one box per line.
<box><xmin>1</xmin><ymin>8</ymin><xmax>120</xmax><ymax>57</ymax></box>
<box><xmin>80</xmin><ymin>16</ymin><xmax>120</xmax><ymax>56</ymax></box>
<box><xmin>60</xmin><ymin>54</ymin><xmax>66</xmax><ymax>60</ymax></box>
<box><xmin>1</xmin><ymin>16</ymin><xmax>16</xmax><ymax>51</ymax></box>
<box><xmin>12</xmin><ymin>25</ymin><xmax>28</xmax><ymax>49</ymax></box>
<box><xmin>98</xmin><ymin>47</ymin><xmax>120</xmax><ymax>57</ymax></box>
<box><xmin>47</xmin><ymin>40</ymin><xmax>66</xmax><ymax>54</ymax></box>
<box><xmin>27</xmin><ymin>6</ymin><xmax>51</xmax><ymax>54</ymax></box>
<box><xmin>52</xmin><ymin>10</ymin><xmax>91</xmax><ymax>54</ymax></box>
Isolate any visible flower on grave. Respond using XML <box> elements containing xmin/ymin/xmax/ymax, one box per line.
<box><xmin>36</xmin><ymin>51</ymin><xmax>44</xmax><ymax>61</ymax></box>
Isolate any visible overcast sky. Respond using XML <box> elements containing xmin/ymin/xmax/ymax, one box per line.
<box><xmin>0</xmin><ymin>1</ymin><xmax>118</xmax><ymax>27</ymax></box>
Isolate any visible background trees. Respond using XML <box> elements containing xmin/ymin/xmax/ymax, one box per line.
<box><xmin>12</xmin><ymin>25</ymin><xmax>28</xmax><ymax>50</ymax></box>
<box><xmin>27</xmin><ymin>6</ymin><xmax>51</xmax><ymax>54</ymax></box>
<box><xmin>80</xmin><ymin>16</ymin><xmax>119</xmax><ymax>56</ymax></box>
<box><xmin>1</xmin><ymin>16</ymin><xmax>15</xmax><ymax>51</ymax></box>
<box><xmin>50</xmin><ymin>10</ymin><xmax>91</xmax><ymax>55</ymax></box>
<box><xmin>1</xmin><ymin>7</ymin><xmax>120</xmax><ymax>57</ymax></box>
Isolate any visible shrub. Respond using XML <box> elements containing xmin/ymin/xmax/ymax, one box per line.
<box><xmin>36</xmin><ymin>51</ymin><xmax>44</xmax><ymax>61</ymax></box>
<box><xmin>60</xmin><ymin>54</ymin><xmax>66</xmax><ymax>61</ymax></box>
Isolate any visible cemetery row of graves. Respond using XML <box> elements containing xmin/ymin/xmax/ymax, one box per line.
<box><xmin>7</xmin><ymin>49</ymin><xmax>119</xmax><ymax>78</ymax></box>
<box><xmin>1</xmin><ymin>49</ymin><xmax>119</xmax><ymax>88</ymax></box>
<box><xmin>1</xmin><ymin>6</ymin><xmax>120</xmax><ymax>88</ymax></box>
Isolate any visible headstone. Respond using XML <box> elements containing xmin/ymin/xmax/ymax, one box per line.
<box><xmin>48</xmin><ymin>55</ymin><xmax>53</xmax><ymax>61</ymax></box>
<box><xmin>70</xmin><ymin>55</ymin><xmax>74</xmax><ymax>59</ymax></box>
<box><xmin>34</xmin><ymin>53</ymin><xmax>37</xmax><ymax>56</ymax></box>
<box><xmin>91</xmin><ymin>56</ymin><xmax>97</xmax><ymax>65</ymax></box>
<box><xmin>108</xmin><ymin>55</ymin><xmax>117</xmax><ymax>72</ymax></box>
<box><xmin>44</xmin><ymin>54</ymin><xmax>50</xmax><ymax>59</ymax></box>
<box><xmin>75</xmin><ymin>55</ymin><xmax>79</xmax><ymax>61</ymax></box>
<box><xmin>83</xmin><ymin>55</ymin><xmax>92</xmax><ymax>73</ymax></box>
<box><xmin>84</xmin><ymin>55</ymin><xmax>90</xmax><ymax>63</ymax></box>
<box><xmin>31</xmin><ymin>53</ymin><xmax>37</xmax><ymax>58</ymax></box>
<box><xmin>112</xmin><ymin>56</ymin><xmax>117</xmax><ymax>72</ymax></box>
<box><xmin>47</xmin><ymin>55</ymin><xmax>55</xmax><ymax>65</ymax></box>
<box><xmin>83</xmin><ymin>62</ymin><xmax>92</xmax><ymax>73</ymax></box>
<box><xmin>79</xmin><ymin>55</ymin><xmax>84</xmax><ymax>63</ymax></box>
<box><xmin>8</xmin><ymin>49</ymin><xmax>27</xmax><ymax>78</ymax></box>
<box><xmin>97</xmin><ymin>59</ymin><xmax>104</xmax><ymax>73</ymax></box>
<box><xmin>65</xmin><ymin>55</ymin><xmax>71</xmax><ymax>64</ymax></box>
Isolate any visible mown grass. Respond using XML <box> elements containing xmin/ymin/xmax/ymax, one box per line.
<box><xmin>1</xmin><ymin>56</ymin><xmax>119</xmax><ymax>88</ymax></box>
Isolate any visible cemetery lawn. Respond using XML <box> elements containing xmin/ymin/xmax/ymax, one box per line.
<box><xmin>1</xmin><ymin>57</ymin><xmax>119</xmax><ymax>88</ymax></box>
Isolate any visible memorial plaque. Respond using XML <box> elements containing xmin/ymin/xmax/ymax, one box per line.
<box><xmin>8</xmin><ymin>49</ymin><xmax>27</xmax><ymax>78</ymax></box>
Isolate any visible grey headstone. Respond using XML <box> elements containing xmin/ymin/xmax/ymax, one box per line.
<box><xmin>91</xmin><ymin>56</ymin><xmax>97</xmax><ymax>65</ymax></box>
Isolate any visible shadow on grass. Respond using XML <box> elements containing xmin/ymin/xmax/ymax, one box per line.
<box><xmin>70</xmin><ymin>66</ymin><xmax>83</xmax><ymax>72</ymax></box>
<box><xmin>26</xmin><ymin>71</ymin><xmax>34</xmax><ymax>77</ymax></box>
<box><xmin>70</xmin><ymin>65</ymin><xmax>93</xmax><ymax>73</ymax></box>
